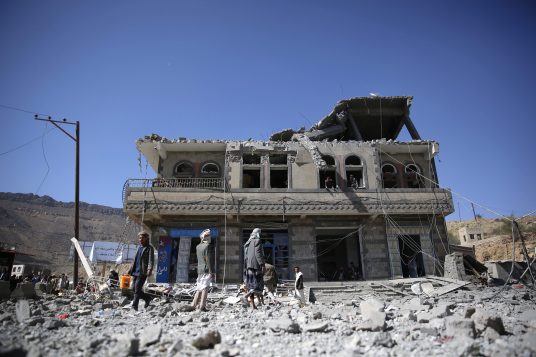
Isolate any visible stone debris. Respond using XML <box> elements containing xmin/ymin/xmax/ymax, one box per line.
<box><xmin>0</xmin><ymin>279</ymin><xmax>535</xmax><ymax>356</ymax></box>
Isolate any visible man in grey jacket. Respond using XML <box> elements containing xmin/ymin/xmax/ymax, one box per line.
<box><xmin>243</xmin><ymin>228</ymin><xmax>265</xmax><ymax>309</ymax></box>
<box><xmin>128</xmin><ymin>231</ymin><xmax>155</xmax><ymax>311</ymax></box>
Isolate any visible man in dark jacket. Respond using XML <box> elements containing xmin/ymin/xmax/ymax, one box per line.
<box><xmin>128</xmin><ymin>231</ymin><xmax>155</xmax><ymax>311</ymax></box>
<box><xmin>243</xmin><ymin>228</ymin><xmax>265</xmax><ymax>309</ymax></box>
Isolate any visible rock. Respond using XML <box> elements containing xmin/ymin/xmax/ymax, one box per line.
<box><xmin>15</xmin><ymin>300</ymin><xmax>31</xmax><ymax>323</ymax></box>
<box><xmin>167</xmin><ymin>338</ymin><xmax>183</xmax><ymax>356</ymax></box>
<box><xmin>26</xmin><ymin>316</ymin><xmax>45</xmax><ymax>326</ymax></box>
<box><xmin>464</xmin><ymin>306</ymin><xmax>476</xmax><ymax>318</ymax></box>
<box><xmin>444</xmin><ymin>317</ymin><xmax>476</xmax><ymax>338</ymax></box>
<box><xmin>360</xmin><ymin>298</ymin><xmax>385</xmax><ymax>318</ymax></box>
<box><xmin>44</xmin><ymin>319</ymin><xmax>66</xmax><ymax>330</ymax></box>
<box><xmin>355</xmin><ymin>318</ymin><xmax>386</xmax><ymax>332</ymax></box>
<box><xmin>177</xmin><ymin>304</ymin><xmax>195</xmax><ymax>312</ymax></box>
<box><xmin>192</xmin><ymin>330</ymin><xmax>222</xmax><ymax>350</ymax></box>
<box><xmin>141</xmin><ymin>324</ymin><xmax>162</xmax><ymax>346</ymax></box>
<box><xmin>372</xmin><ymin>332</ymin><xmax>396</xmax><ymax>348</ymax></box>
<box><xmin>114</xmin><ymin>334</ymin><xmax>139</xmax><ymax>356</ymax></box>
<box><xmin>482</xmin><ymin>326</ymin><xmax>501</xmax><ymax>341</ymax></box>
<box><xmin>419</xmin><ymin>326</ymin><xmax>438</xmax><ymax>336</ymax></box>
<box><xmin>471</xmin><ymin>310</ymin><xmax>506</xmax><ymax>335</ymax></box>
<box><xmin>267</xmin><ymin>318</ymin><xmax>301</xmax><ymax>333</ymax></box>
<box><xmin>312</xmin><ymin>311</ymin><xmax>322</xmax><ymax>319</ymax></box>
<box><xmin>0</xmin><ymin>313</ymin><xmax>12</xmax><ymax>322</ymax></box>
<box><xmin>303</xmin><ymin>321</ymin><xmax>328</xmax><ymax>332</ymax></box>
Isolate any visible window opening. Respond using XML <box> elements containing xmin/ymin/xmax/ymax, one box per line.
<box><xmin>345</xmin><ymin>155</ymin><xmax>364</xmax><ymax>188</ymax></box>
<box><xmin>174</xmin><ymin>161</ymin><xmax>194</xmax><ymax>177</ymax></box>
<box><xmin>243</xmin><ymin>154</ymin><xmax>261</xmax><ymax>165</ymax></box>
<box><xmin>201</xmin><ymin>162</ymin><xmax>220</xmax><ymax>175</ymax></box>
<box><xmin>404</xmin><ymin>164</ymin><xmax>424</xmax><ymax>188</ymax></box>
<box><xmin>381</xmin><ymin>163</ymin><xmax>398</xmax><ymax>188</ymax></box>
<box><xmin>270</xmin><ymin>169</ymin><xmax>288</xmax><ymax>188</ymax></box>
<box><xmin>243</xmin><ymin>169</ymin><xmax>261</xmax><ymax>188</ymax></box>
<box><xmin>320</xmin><ymin>155</ymin><xmax>336</xmax><ymax>188</ymax></box>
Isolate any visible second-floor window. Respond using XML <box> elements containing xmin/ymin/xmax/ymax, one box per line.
<box><xmin>201</xmin><ymin>162</ymin><xmax>220</xmax><ymax>177</ymax></box>
<box><xmin>270</xmin><ymin>153</ymin><xmax>288</xmax><ymax>188</ymax></box>
<box><xmin>319</xmin><ymin>155</ymin><xmax>336</xmax><ymax>188</ymax></box>
<box><xmin>381</xmin><ymin>163</ymin><xmax>398</xmax><ymax>188</ymax></box>
<box><xmin>242</xmin><ymin>153</ymin><xmax>261</xmax><ymax>188</ymax></box>
<box><xmin>404</xmin><ymin>163</ymin><xmax>424</xmax><ymax>189</ymax></box>
<box><xmin>345</xmin><ymin>155</ymin><xmax>364</xmax><ymax>189</ymax></box>
<box><xmin>174</xmin><ymin>161</ymin><xmax>194</xmax><ymax>178</ymax></box>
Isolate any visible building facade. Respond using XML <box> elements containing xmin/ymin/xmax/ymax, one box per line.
<box><xmin>123</xmin><ymin>96</ymin><xmax>454</xmax><ymax>283</ymax></box>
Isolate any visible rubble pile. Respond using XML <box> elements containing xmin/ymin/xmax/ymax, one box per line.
<box><xmin>0</xmin><ymin>281</ymin><xmax>535</xmax><ymax>356</ymax></box>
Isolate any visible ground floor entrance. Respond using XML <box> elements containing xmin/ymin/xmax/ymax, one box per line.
<box><xmin>241</xmin><ymin>229</ymin><xmax>290</xmax><ymax>280</ymax></box>
<box><xmin>316</xmin><ymin>229</ymin><xmax>362</xmax><ymax>281</ymax></box>
<box><xmin>156</xmin><ymin>227</ymin><xmax>219</xmax><ymax>284</ymax></box>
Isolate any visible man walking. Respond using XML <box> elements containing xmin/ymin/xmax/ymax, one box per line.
<box><xmin>191</xmin><ymin>228</ymin><xmax>213</xmax><ymax>311</ymax></box>
<box><xmin>243</xmin><ymin>228</ymin><xmax>265</xmax><ymax>309</ymax></box>
<box><xmin>294</xmin><ymin>266</ymin><xmax>305</xmax><ymax>306</ymax></box>
<box><xmin>128</xmin><ymin>231</ymin><xmax>155</xmax><ymax>311</ymax></box>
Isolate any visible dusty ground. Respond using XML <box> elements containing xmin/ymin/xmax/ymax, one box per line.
<box><xmin>1</xmin><ymin>280</ymin><xmax>535</xmax><ymax>357</ymax></box>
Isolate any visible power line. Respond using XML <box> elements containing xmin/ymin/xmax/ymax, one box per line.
<box><xmin>0</xmin><ymin>103</ymin><xmax>50</xmax><ymax>116</ymax></box>
<box><xmin>35</xmin><ymin>123</ymin><xmax>51</xmax><ymax>194</ymax></box>
<box><xmin>0</xmin><ymin>127</ymin><xmax>56</xmax><ymax>157</ymax></box>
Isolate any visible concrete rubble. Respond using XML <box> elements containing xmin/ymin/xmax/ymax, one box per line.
<box><xmin>0</xmin><ymin>279</ymin><xmax>535</xmax><ymax>356</ymax></box>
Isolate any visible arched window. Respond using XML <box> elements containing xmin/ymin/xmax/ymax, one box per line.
<box><xmin>201</xmin><ymin>162</ymin><xmax>220</xmax><ymax>176</ymax></box>
<box><xmin>345</xmin><ymin>155</ymin><xmax>364</xmax><ymax>189</ymax></box>
<box><xmin>381</xmin><ymin>163</ymin><xmax>398</xmax><ymax>188</ymax></box>
<box><xmin>319</xmin><ymin>155</ymin><xmax>336</xmax><ymax>188</ymax></box>
<box><xmin>404</xmin><ymin>163</ymin><xmax>424</xmax><ymax>189</ymax></box>
<box><xmin>174</xmin><ymin>161</ymin><xmax>193</xmax><ymax>177</ymax></box>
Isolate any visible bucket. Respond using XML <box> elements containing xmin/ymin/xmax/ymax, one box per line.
<box><xmin>119</xmin><ymin>275</ymin><xmax>131</xmax><ymax>289</ymax></box>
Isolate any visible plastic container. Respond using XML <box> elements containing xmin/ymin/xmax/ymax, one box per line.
<box><xmin>119</xmin><ymin>274</ymin><xmax>131</xmax><ymax>289</ymax></box>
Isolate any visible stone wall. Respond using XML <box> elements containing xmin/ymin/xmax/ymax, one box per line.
<box><xmin>360</xmin><ymin>220</ymin><xmax>390</xmax><ymax>280</ymax></box>
<box><xmin>289</xmin><ymin>221</ymin><xmax>317</xmax><ymax>282</ymax></box>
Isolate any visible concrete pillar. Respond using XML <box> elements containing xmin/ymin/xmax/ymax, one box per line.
<box><xmin>289</xmin><ymin>222</ymin><xmax>317</xmax><ymax>282</ymax></box>
<box><xmin>217</xmin><ymin>224</ymin><xmax>242</xmax><ymax>283</ymax></box>
<box><xmin>361</xmin><ymin>220</ymin><xmax>391</xmax><ymax>280</ymax></box>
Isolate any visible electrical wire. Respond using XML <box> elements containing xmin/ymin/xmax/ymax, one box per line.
<box><xmin>0</xmin><ymin>103</ymin><xmax>50</xmax><ymax>116</ymax></box>
<box><xmin>0</xmin><ymin>127</ymin><xmax>55</xmax><ymax>157</ymax></box>
<box><xmin>35</xmin><ymin>123</ymin><xmax>51</xmax><ymax>194</ymax></box>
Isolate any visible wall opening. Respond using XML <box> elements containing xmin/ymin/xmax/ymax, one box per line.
<box><xmin>381</xmin><ymin>163</ymin><xmax>398</xmax><ymax>188</ymax></box>
<box><xmin>316</xmin><ymin>230</ymin><xmax>362</xmax><ymax>281</ymax></box>
<box><xmin>243</xmin><ymin>169</ymin><xmax>261</xmax><ymax>188</ymax></box>
<box><xmin>242</xmin><ymin>229</ymin><xmax>290</xmax><ymax>280</ymax></box>
<box><xmin>397</xmin><ymin>234</ymin><xmax>425</xmax><ymax>278</ymax></box>
<box><xmin>270</xmin><ymin>169</ymin><xmax>288</xmax><ymax>188</ymax></box>
<box><xmin>404</xmin><ymin>164</ymin><xmax>424</xmax><ymax>188</ymax></box>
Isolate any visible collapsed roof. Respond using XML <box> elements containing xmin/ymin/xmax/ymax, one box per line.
<box><xmin>270</xmin><ymin>96</ymin><xmax>419</xmax><ymax>142</ymax></box>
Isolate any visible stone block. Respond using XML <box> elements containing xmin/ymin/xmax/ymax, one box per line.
<box><xmin>444</xmin><ymin>317</ymin><xmax>476</xmax><ymax>339</ymax></box>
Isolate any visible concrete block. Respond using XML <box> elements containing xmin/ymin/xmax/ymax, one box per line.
<box><xmin>15</xmin><ymin>300</ymin><xmax>31</xmax><ymax>323</ymax></box>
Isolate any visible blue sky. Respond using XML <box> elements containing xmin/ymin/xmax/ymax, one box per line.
<box><xmin>1</xmin><ymin>1</ymin><xmax>535</xmax><ymax>220</ymax></box>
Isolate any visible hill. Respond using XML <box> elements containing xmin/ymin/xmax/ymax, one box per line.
<box><xmin>0</xmin><ymin>192</ymin><xmax>135</xmax><ymax>274</ymax></box>
<box><xmin>446</xmin><ymin>215</ymin><xmax>536</xmax><ymax>262</ymax></box>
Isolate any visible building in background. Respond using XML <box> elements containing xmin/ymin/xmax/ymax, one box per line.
<box><xmin>123</xmin><ymin>96</ymin><xmax>454</xmax><ymax>283</ymax></box>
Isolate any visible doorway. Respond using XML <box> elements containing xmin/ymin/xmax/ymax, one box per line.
<box><xmin>242</xmin><ymin>229</ymin><xmax>290</xmax><ymax>280</ymax></box>
<box><xmin>316</xmin><ymin>230</ymin><xmax>362</xmax><ymax>281</ymax></box>
<box><xmin>397</xmin><ymin>235</ymin><xmax>425</xmax><ymax>278</ymax></box>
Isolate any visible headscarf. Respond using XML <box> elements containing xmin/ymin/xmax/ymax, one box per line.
<box><xmin>200</xmin><ymin>228</ymin><xmax>211</xmax><ymax>243</ymax></box>
<box><xmin>244</xmin><ymin>228</ymin><xmax>261</xmax><ymax>248</ymax></box>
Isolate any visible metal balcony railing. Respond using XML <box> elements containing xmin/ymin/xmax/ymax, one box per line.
<box><xmin>123</xmin><ymin>177</ymin><xmax>225</xmax><ymax>204</ymax></box>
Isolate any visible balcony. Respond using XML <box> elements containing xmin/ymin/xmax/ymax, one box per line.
<box><xmin>123</xmin><ymin>178</ymin><xmax>225</xmax><ymax>204</ymax></box>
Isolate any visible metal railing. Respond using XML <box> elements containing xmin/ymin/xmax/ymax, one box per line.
<box><xmin>123</xmin><ymin>178</ymin><xmax>225</xmax><ymax>202</ymax></box>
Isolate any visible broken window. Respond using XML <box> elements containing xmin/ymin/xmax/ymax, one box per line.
<box><xmin>404</xmin><ymin>163</ymin><xmax>424</xmax><ymax>189</ymax></box>
<box><xmin>243</xmin><ymin>153</ymin><xmax>261</xmax><ymax>165</ymax></box>
<box><xmin>200</xmin><ymin>162</ymin><xmax>220</xmax><ymax>176</ymax></box>
<box><xmin>270</xmin><ymin>154</ymin><xmax>288</xmax><ymax>188</ymax></box>
<box><xmin>381</xmin><ymin>163</ymin><xmax>398</xmax><ymax>188</ymax></box>
<box><xmin>174</xmin><ymin>161</ymin><xmax>194</xmax><ymax>177</ymax></box>
<box><xmin>243</xmin><ymin>169</ymin><xmax>261</xmax><ymax>188</ymax></box>
<box><xmin>319</xmin><ymin>155</ymin><xmax>336</xmax><ymax>188</ymax></box>
<box><xmin>345</xmin><ymin>155</ymin><xmax>364</xmax><ymax>189</ymax></box>
<box><xmin>242</xmin><ymin>153</ymin><xmax>262</xmax><ymax>188</ymax></box>
<box><xmin>469</xmin><ymin>234</ymin><xmax>474</xmax><ymax>240</ymax></box>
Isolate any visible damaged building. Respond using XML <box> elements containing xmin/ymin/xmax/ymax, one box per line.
<box><xmin>122</xmin><ymin>96</ymin><xmax>454</xmax><ymax>283</ymax></box>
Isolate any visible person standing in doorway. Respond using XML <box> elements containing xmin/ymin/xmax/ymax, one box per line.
<box><xmin>243</xmin><ymin>228</ymin><xmax>265</xmax><ymax>309</ymax></box>
<box><xmin>191</xmin><ymin>229</ymin><xmax>213</xmax><ymax>311</ymax></box>
<box><xmin>294</xmin><ymin>266</ymin><xmax>305</xmax><ymax>306</ymax></box>
<box><xmin>128</xmin><ymin>231</ymin><xmax>155</xmax><ymax>311</ymax></box>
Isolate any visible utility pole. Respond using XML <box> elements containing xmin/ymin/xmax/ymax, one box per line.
<box><xmin>471</xmin><ymin>203</ymin><xmax>478</xmax><ymax>221</ymax></box>
<box><xmin>35</xmin><ymin>116</ymin><xmax>80</xmax><ymax>287</ymax></box>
